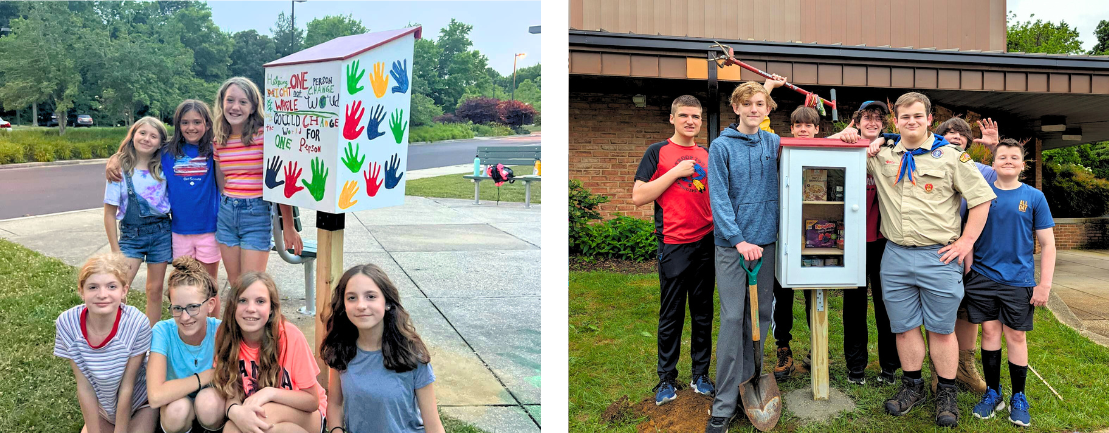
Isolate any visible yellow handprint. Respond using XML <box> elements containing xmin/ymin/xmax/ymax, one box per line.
<box><xmin>338</xmin><ymin>180</ymin><xmax>359</xmax><ymax>210</ymax></box>
<box><xmin>370</xmin><ymin>62</ymin><xmax>390</xmax><ymax>98</ymax></box>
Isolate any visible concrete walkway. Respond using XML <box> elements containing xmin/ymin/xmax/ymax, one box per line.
<box><xmin>1045</xmin><ymin>250</ymin><xmax>1109</xmax><ymax>348</ymax></box>
<box><xmin>0</xmin><ymin>170</ymin><xmax>541</xmax><ymax>432</ymax></box>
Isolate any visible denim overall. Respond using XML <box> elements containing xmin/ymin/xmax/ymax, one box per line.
<box><xmin>117</xmin><ymin>172</ymin><xmax>172</xmax><ymax>263</ymax></box>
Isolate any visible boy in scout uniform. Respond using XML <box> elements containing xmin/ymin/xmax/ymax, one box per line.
<box><xmin>865</xmin><ymin>92</ymin><xmax>995</xmax><ymax>428</ymax></box>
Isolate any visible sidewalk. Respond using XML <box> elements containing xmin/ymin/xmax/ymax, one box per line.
<box><xmin>1044</xmin><ymin>250</ymin><xmax>1109</xmax><ymax>348</ymax></box>
<box><xmin>0</xmin><ymin>169</ymin><xmax>541</xmax><ymax>432</ymax></box>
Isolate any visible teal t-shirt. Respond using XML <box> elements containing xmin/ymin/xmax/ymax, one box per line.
<box><xmin>150</xmin><ymin>317</ymin><xmax>221</xmax><ymax>380</ymax></box>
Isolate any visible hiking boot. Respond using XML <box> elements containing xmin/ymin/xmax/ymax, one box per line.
<box><xmin>653</xmin><ymin>379</ymin><xmax>677</xmax><ymax>406</ymax></box>
<box><xmin>691</xmin><ymin>375</ymin><xmax>716</xmax><ymax>396</ymax></box>
<box><xmin>884</xmin><ymin>376</ymin><xmax>926</xmax><ymax>416</ymax></box>
<box><xmin>774</xmin><ymin>347</ymin><xmax>794</xmax><ymax>380</ymax></box>
<box><xmin>877</xmin><ymin>370</ymin><xmax>897</xmax><ymax>385</ymax></box>
<box><xmin>847</xmin><ymin>371</ymin><xmax>866</xmax><ymax>385</ymax></box>
<box><xmin>1008</xmin><ymin>392</ymin><xmax>1031</xmax><ymax>427</ymax></box>
<box><xmin>704</xmin><ymin>414</ymin><xmax>735</xmax><ymax>433</ymax></box>
<box><xmin>935</xmin><ymin>382</ymin><xmax>961</xmax><ymax>428</ymax></box>
<box><xmin>957</xmin><ymin>349</ymin><xmax>988</xmax><ymax>394</ymax></box>
<box><xmin>972</xmin><ymin>386</ymin><xmax>1005</xmax><ymax>419</ymax></box>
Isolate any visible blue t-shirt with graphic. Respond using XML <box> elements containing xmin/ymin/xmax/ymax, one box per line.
<box><xmin>161</xmin><ymin>144</ymin><xmax>219</xmax><ymax>234</ymax></box>
<box><xmin>150</xmin><ymin>317</ymin><xmax>220</xmax><ymax>381</ymax></box>
<box><xmin>972</xmin><ymin>183</ymin><xmax>1054</xmax><ymax>287</ymax></box>
<box><xmin>339</xmin><ymin>347</ymin><xmax>435</xmax><ymax>433</ymax></box>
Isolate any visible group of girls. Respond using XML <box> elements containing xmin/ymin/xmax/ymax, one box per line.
<box><xmin>60</xmin><ymin>76</ymin><xmax>445</xmax><ymax>432</ymax></box>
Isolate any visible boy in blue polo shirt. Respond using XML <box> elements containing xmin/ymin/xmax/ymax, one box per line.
<box><xmin>966</xmin><ymin>139</ymin><xmax>1056</xmax><ymax>427</ymax></box>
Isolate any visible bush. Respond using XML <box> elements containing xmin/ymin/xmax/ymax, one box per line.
<box><xmin>1042</xmin><ymin>162</ymin><xmax>1109</xmax><ymax>217</ymax></box>
<box><xmin>498</xmin><ymin>100</ymin><xmax>536</xmax><ymax>128</ymax></box>
<box><xmin>410</xmin><ymin>93</ymin><xmax>443</xmax><ymax>127</ymax></box>
<box><xmin>408</xmin><ymin>122</ymin><xmax>475</xmax><ymax>143</ymax></box>
<box><xmin>433</xmin><ymin>113</ymin><xmax>462</xmax><ymax>124</ymax></box>
<box><xmin>569</xmin><ymin>180</ymin><xmax>610</xmax><ymax>254</ymax></box>
<box><xmin>455</xmin><ymin>97</ymin><xmax>501</xmax><ymax>124</ymax></box>
<box><xmin>471</xmin><ymin>122</ymin><xmax>514</xmax><ymax>137</ymax></box>
<box><xmin>578</xmin><ymin>215</ymin><xmax>658</xmax><ymax>262</ymax></box>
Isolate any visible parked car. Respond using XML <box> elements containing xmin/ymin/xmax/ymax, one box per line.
<box><xmin>76</xmin><ymin>114</ymin><xmax>94</xmax><ymax>127</ymax></box>
<box><xmin>46</xmin><ymin>114</ymin><xmax>58</xmax><ymax>127</ymax></box>
<box><xmin>0</xmin><ymin>117</ymin><xmax>10</xmax><ymax>129</ymax></box>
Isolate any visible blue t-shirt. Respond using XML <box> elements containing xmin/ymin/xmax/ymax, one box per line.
<box><xmin>161</xmin><ymin>144</ymin><xmax>219</xmax><ymax>235</ymax></box>
<box><xmin>960</xmin><ymin>162</ymin><xmax>998</xmax><ymax>219</ymax></box>
<box><xmin>339</xmin><ymin>347</ymin><xmax>435</xmax><ymax>433</ymax></box>
<box><xmin>972</xmin><ymin>183</ymin><xmax>1054</xmax><ymax>287</ymax></box>
<box><xmin>150</xmin><ymin>317</ymin><xmax>220</xmax><ymax>380</ymax></box>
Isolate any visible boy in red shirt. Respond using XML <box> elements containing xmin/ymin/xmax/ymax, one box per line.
<box><xmin>633</xmin><ymin>95</ymin><xmax>715</xmax><ymax>405</ymax></box>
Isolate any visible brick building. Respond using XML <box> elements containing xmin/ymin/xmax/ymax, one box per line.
<box><xmin>569</xmin><ymin>0</ymin><xmax>1109</xmax><ymax>249</ymax></box>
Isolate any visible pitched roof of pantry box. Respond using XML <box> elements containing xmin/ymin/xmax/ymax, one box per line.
<box><xmin>265</xmin><ymin>26</ymin><xmax>423</xmax><ymax>68</ymax></box>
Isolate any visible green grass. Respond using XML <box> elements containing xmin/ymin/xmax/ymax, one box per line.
<box><xmin>406</xmin><ymin>165</ymin><xmax>541</xmax><ymax>204</ymax></box>
<box><xmin>0</xmin><ymin>239</ymin><xmax>488</xmax><ymax>432</ymax></box>
<box><xmin>569</xmin><ymin>270</ymin><xmax>1109</xmax><ymax>432</ymax></box>
<box><xmin>410</xmin><ymin>122</ymin><xmax>476</xmax><ymax>143</ymax></box>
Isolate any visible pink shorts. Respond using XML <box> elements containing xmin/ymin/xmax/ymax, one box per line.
<box><xmin>172</xmin><ymin>232</ymin><xmax>222</xmax><ymax>264</ymax></box>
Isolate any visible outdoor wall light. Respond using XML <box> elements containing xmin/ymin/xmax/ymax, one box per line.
<box><xmin>633</xmin><ymin>94</ymin><xmax>647</xmax><ymax>108</ymax></box>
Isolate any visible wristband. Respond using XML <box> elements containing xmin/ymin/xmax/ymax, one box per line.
<box><xmin>226</xmin><ymin>403</ymin><xmax>240</xmax><ymax>419</ymax></box>
<box><xmin>329</xmin><ymin>427</ymin><xmax>347</xmax><ymax>433</ymax></box>
<box><xmin>195</xmin><ymin>373</ymin><xmax>202</xmax><ymax>391</ymax></box>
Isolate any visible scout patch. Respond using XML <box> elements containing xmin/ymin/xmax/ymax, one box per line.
<box><xmin>959</xmin><ymin>153</ymin><xmax>972</xmax><ymax>163</ymax></box>
<box><xmin>931</xmin><ymin>148</ymin><xmax>943</xmax><ymax>158</ymax></box>
<box><xmin>924</xmin><ymin>183</ymin><xmax>934</xmax><ymax>193</ymax></box>
<box><xmin>1019</xmin><ymin>200</ymin><xmax>1028</xmax><ymax>212</ymax></box>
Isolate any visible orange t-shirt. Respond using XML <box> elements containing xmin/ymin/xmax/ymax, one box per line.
<box><xmin>236</xmin><ymin>321</ymin><xmax>327</xmax><ymax>416</ymax></box>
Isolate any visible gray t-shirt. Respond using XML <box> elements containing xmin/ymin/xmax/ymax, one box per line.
<box><xmin>339</xmin><ymin>347</ymin><xmax>435</xmax><ymax>433</ymax></box>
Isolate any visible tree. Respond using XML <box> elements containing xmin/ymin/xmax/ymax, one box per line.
<box><xmin>272</xmin><ymin>11</ymin><xmax>304</xmax><ymax>58</ymax></box>
<box><xmin>410</xmin><ymin>93</ymin><xmax>442</xmax><ymax>127</ymax></box>
<box><xmin>171</xmin><ymin>3</ymin><xmax>233</xmax><ymax>82</ymax></box>
<box><xmin>498</xmin><ymin>100</ymin><xmax>536</xmax><ymax>127</ymax></box>
<box><xmin>304</xmin><ymin>14</ymin><xmax>367</xmax><ymax>49</ymax></box>
<box><xmin>1007</xmin><ymin>13</ymin><xmax>1083</xmax><ymax>55</ymax></box>
<box><xmin>514</xmin><ymin>78</ymin><xmax>540</xmax><ymax>111</ymax></box>
<box><xmin>456</xmin><ymin>97</ymin><xmax>500</xmax><ymax>124</ymax></box>
<box><xmin>1093</xmin><ymin>20</ymin><xmax>1109</xmax><ymax>55</ymax></box>
<box><xmin>230</xmin><ymin>30</ymin><xmax>278</xmax><ymax>90</ymax></box>
<box><xmin>412</xmin><ymin>38</ymin><xmax>442</xmax><ymax>102</ymax></box>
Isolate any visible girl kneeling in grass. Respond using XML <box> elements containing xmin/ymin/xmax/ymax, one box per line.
<box><xmin>321</xmin><ymin>264</ymin><xmax>444</xmax><ymax>433</ymax></box>
<box><xmin>146</xmin><ymin>257</ymin><xmax>225</xmax><ymax>432</ymax></box>
<box><xmin>55</xmin><ymin>253</ymin><xmax>157</xmax><ymax>432</ymax></box>
<box><xmin>214</xmin><ymin>271</ymin><xmax>326</xmax><ymax>433</ymax></box>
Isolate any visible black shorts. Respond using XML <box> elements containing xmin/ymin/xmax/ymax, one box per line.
<box><xmin>962</xmin><ymin>270</ymin><xmax>1035</xmax><ymax>331</ymax></box>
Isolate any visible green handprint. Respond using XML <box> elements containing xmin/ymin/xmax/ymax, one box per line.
<box><xmin>300</xmin><ymin>157</ymin><xmax>329</xmax><ymax>202</ymax></box>
<box><xmin>346</xmin><ymin>60</ymin><xmax>365</xmax><ymax>95</ymax></box>
<box><xmin>389</xmin><ymin>108</ymin><xmax>407</xmax><ymax>144</ymax></box>
<box><xmin>341</xmin><ymin>142</ymin><xmax>365</xmax><ymax>173</ymax></box>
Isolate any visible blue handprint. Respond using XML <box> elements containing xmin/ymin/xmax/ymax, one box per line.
<box><xmin>365</xmin><ymin>104</ymin><xmax>386</xmax><ymax>141</ymax></box>
<box><xmin>690</xmin><ymin>163</ymin><xmax>707</xmax><ymax>192</ymax></box>
<box><xmin>390</xmin><ymin>59</ymin><xmax>409</xmax><ymax>94</ymax></box>
<box><xmin>265</xmin><ymin>156</ymin><xmax>285</xmax><ymax>189</ymax></box>
<box><xmin>384</xmin><ymin>153</ymin><xmax>404</xmax><ymax>189</ymax></box>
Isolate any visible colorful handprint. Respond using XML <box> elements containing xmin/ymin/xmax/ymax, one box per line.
<box><xmin>384</xmin><ymin>153</ymin><xmax>404</xmax><ymax>189</ymax></box>
<box><xmin>341</xmin><ymin>142</ymin><xmax>365</xmax><ymax>173</ymax></box>
<box><xmin>369</xmin><ymin>61</ymin><xmax>389</xmax><ymax>98</ymax></box>
<box><xmin>338</xmin><ymin>180</ymin><xmax>359</xmax><ymax>210</ymax></box>
<box><xmin>343</xmin><ymin>101</ymin><xmax>365</xmax><ymax>140</ymax></box>
<box><xmin>283</xmin><ymin>161</ymin><xmax>305</xmax><ymax>198</ymax></box>
<box><xmin>265</xmin><ymin>156</ymin><xmax>284</xmax><ymax>189</ymax></box>
<box><xmin>691</xmin><ymin>163</ymin><xmax>707</xmax><ymax>192</ymax></box>
<box><xmin>346</xmin><ymin>60</ymin><xmax>365</xmax><ymax>95</ymax></box>
<box><xmin>389</xmin><ymin>59</ymin><xmax>409</xmax><ymax>94</ymax></box>
<box><xmin>363</xmin><ymin>161</ymin><xmax>383</xmax><ymax>197</ymax></box>
<box><xmin>300</xmin><ymin>157</ymin><xmax>329</xmax><ymax>202</ymax></box>
<box><xmin>389</xmin><ymin>108</ymin><xmax>407</xmax><ymax>144</ymax></box>
<box><xmin>366</xmin><ymin>104</ymin><xmax>386</xmax><ymax>141</ymax></box>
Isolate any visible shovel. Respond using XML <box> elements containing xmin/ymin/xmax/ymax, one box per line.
<box><xmin>737</xmin><ymin>256</ymin><xmax>782</xmax><ymax>432</ymax></box>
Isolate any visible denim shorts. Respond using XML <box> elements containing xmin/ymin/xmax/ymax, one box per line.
<box><xmin>118</xmin><ymin>218</ymin><xmax>172</xmax><ymax>264</ymax></box>
<box><xmin>215</xmin><ymin>196</ymin><xmax>273</xmax><ymax>252</ymax></box>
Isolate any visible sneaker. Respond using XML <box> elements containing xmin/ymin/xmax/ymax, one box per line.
<box><xmin>847</xmin><ymin>371</ymin><xmax>866</xmax><ymax>385</ymax></box>
<box><xmin>884</xmin><ymin>376</ymin><xmax>926</xmax><ymax>416</ymax></box>
<box><xmin>653</xmin><ymin>380</ymin><xmax>677</xmax><ymax>406</ymax></box>
<box><xmin>774</xmin><ymin>347</ymin><xmax>794</xmax><ymax>380</ymax></box>
<box><xmin>690</xmin><ymin>375</ymin><xmax>716</xmax><ymax>396</ymax></box>
<box><xmin>704</xmin><ymin>414</ymin><xmax>735</xmax><ymax>433</ymax></box>
<box><xmin>972</xmin><ymin>387</ymin><xmax>1005</xmax><ymax>419</ymax></box>
<box><xmin>877</xmin><ymin>370</ymin><xmax>897</xmax><ymax>385</ymax></box>
<box><xmin>935</xmin><ymin>382</ymin><xmax>961</xmax><ymax>428</ymax></box>
<box><xmin>1008</xmin><ymin>392</ymin><xmax>1031</xmax><ymax>427</ymax></box>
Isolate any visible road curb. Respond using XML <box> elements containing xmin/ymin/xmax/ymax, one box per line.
<box><xmin>0</xmin><ymin>158</ymin><xmax>109</xmax><ymax>170</ymax></box>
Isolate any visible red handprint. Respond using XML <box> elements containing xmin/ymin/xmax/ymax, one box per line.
<box><xmin>363</xmin><ymin>162</ymin><xmax>383</xmax><ymax>197</ymax></box>
<box><xmin>343</xmin><ymin>101</ymin><xmax>365</xmax><ymax>140</ymax></box>
<box><xmin>283</xmin><ymin>161</ymin><xmax>306</xmax><ymax>198</ymax></box>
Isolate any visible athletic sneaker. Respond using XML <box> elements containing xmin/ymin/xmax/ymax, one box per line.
<box><xmin>885</xmin><ymin>376</ymin><xmax>926</xmax><ymax>416</ymax></box>
<box><xmin>774</xmin><ymin>347</ymin><xmax>794</xmax><ymax>380</ymax></box>
<box><xmin>877</xmin><ymin>370</ymin><xmax>897</xmax><ymax>385</ymax></box>
<box><xmin>1009</xmin><ymin>392</ymin><xmax>1031</xmax><ymax>427</ymax></box>
<box><xmin>704</xmin><ymin>414</ymin><xmax>735</xmax><ymax>433</ymax></box>
<box><xmin>654</xmin><ymin>379</ymin><xmax>677</xmax><ymax>406</ymax></box>
<box><xmin>847</xmin><ymin>371</ymin><xmax>866</xmax><ymax>385</ymax></box>
<box><xmin>690</xmin><ymin>374</ymin><xmax>716</xmax><ymax>396</ymax></box>
<box><xmin>935</xmin><ymin>382</ymin><xmax>961</xmax><ymax>428</ymax></box>
<box><xmin>972</xmin><ymin>387</ymin><xmax>1005</xmax><ymax>419</ymax></box>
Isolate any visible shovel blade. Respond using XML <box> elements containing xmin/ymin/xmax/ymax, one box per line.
<box><xmin>740</xmin><ymin>374</ymin><xmax>782</xmax><ymax>432</ymax></box>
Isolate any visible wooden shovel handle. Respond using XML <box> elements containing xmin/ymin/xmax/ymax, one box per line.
<box><xmin>749</xmin><ymin>283</ymin><xmax>760</xmax><ymax>341</ymax></box>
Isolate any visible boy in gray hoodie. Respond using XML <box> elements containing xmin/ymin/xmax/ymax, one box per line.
<box><xmin>704</xmin><ymin>81</ymin><xmax>781</xmax><ymax>433</ymax></box>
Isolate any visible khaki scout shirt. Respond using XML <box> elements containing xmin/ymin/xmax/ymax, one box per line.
<box><xmin>866</xmin><ymin>135</ymin><xmax>995</xmax><ymax>246</ymax></box>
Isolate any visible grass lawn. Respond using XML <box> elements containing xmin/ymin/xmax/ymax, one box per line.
<box><xmin>0</xmin><ymin>239</ymin><xmax>487</xmax><ymax>432</ymax></box>
<box><xmin>569</xmin><ymin>270</ymin><xmax>1109</xmax><ymax>432</ymax></box>
<box><xmin>406</xmin><ymin>165</ymin><xmax>541</xmax><ymax>204</ymax></box>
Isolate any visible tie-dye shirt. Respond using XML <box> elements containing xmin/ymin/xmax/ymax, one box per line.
<box><xmin>214</xmin><ymin>129</ymin><xmax>265</xmax><ymax>199</ymax></box>
<box><xmin>104</xmin><ymin>168</ymin><xmax>171</xmax><ymax>220</ymax></box>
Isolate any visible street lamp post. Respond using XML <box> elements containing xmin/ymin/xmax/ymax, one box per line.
<box><xmin>291</xmin><ymin>0</ymin><xmax>307</xmax><ymax>51</ymax></box>
<box><xmin>511</xmin><ymin>53</ymin><xmax>526</xmax><ymax>101</ymax></box>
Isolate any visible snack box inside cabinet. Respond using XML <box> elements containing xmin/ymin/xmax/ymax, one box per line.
<box><xmin>262</xmin><ymin>27</ymin><xmax>421</xmax><ymax>214</ymax></box>
<box><xmin>776</xmin><ymin>138</ymin><xmax>868</xmax><ymax>288</ymax></box>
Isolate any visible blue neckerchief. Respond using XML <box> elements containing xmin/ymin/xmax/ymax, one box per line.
<box><xmin>892</xmin><ymin>134</ymin><xmax>949</xmax><ymax>186</ymax></box>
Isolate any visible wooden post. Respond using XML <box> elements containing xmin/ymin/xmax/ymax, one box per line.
<box><xmin>314</xmin><ymin>212</ymin><xmax>345</xmax><ymax>390</ymax></box>
<box><xmin>808</xmin><ymin>288</ymin><xmax>829</xmax><ymax>400</ymax></box>
<box><xmin>707</xmin><ymin>51</ymin><xmax>720</xmax><ymax>144</ymax></box>
<box><xmin>1034</xmin><ymin>137</ymin><xmax>1043</xmax><ymax>190</ymax></box>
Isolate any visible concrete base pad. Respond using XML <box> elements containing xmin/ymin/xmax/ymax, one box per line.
<box><xmin>783</xmin><ymin>387</ymin><xmax>855</xmax><ymax>423</ymax></box>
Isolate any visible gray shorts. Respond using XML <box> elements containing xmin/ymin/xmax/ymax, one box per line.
<box><xmin>880</xmin><ymin>242</ymin><xmax>964</xmax><ymax>334</ymax></box>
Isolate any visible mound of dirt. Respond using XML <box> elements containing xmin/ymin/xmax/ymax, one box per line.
<box><xmin>569</xmin><ymin>256</ymin><xmax>658</xmax><ymax>274</ymax></box>
<box><xmin>601</xmin><ymin>395</ymin><xmax>636</xmax><ymax>426</ymax></box>
<box><xmin>632</xmin><ymin>388</ymin><xmax>738</xmax><ymax>433</ymax></box>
